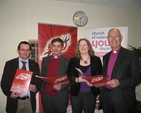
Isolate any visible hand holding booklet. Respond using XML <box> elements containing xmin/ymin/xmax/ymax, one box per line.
<box><xmin>35</xmin><ymin>74</ymin><xmax>69</xmax><ymax>85</ymax></box>
<box><xmin>10</xmin><ymin>68</ymin><xmax>33</xmax><ymax>94</ymax></box>
<box><xmin>75</xmin><ymin>68</ymin><xmax>108</xmax><ymax>87</ymax></box>
<box><xmin>85</xmin><ymin>75</ymin><xmax>108</xmax><ymax>87</ymax></box>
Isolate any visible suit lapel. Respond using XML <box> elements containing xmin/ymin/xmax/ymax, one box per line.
<box><xmin>14</xmin><ymin>58</ymin><xmax>19</xmax><ymax>69</ymax></box>
<box><xmin>29</xmin><ymin>59</ymin><xmax>33</xmax><ymax>71</ymax></box>
<box><xmin>103</xmin><ymin>52</ymin><xmax>111</xmax><ymax>77</ymax></box>
<box><xmin>112</xmin><ymin>48</ymin><xmax>125</xmax><ymax>78</ymax></box>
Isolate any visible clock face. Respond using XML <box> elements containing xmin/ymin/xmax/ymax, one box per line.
<box><xmin>73</xmin><ymin>11</ymin><xmax>88</xmax><ymax>27</ymax></box>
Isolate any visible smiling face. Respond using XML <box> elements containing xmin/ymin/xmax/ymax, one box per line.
<box><xmin>17</xmin><ymin>44</ymin><xmax>31</xmax><ymax>60</ymax></box>
<box><xmin>107</xmin><ymin>28</ymin><xmax>123</xmax><ymax>51</ymax></box>
<box><xmin>79</xmin><ymin>40</ymin><xmax>89</xmax><ymax>55</ymax></box>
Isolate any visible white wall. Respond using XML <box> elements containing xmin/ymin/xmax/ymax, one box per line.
<box><xmin>0</xmin><ymin>0</ymin><xmax>141</xmax><ymax>112</ymax></box>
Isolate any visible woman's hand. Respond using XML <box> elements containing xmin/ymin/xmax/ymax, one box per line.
<box><xmin>75</xmin><ymin>76</ymin><xmax>86</xmax><ymax>83</ymax></box>
<box><xmin>86</xmin><ymin>80</ymin><xmax>93</xmax><ymax>87</ymax></box>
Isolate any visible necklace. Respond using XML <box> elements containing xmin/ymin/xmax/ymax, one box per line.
<box><xmin>82</xmin><ymin>57</ymin><xmax>89</xmax><ymax>64</ymax></box>
<box><xmin>84</xmin><ymin>60</ymin><xmax>88</xmax><ymax>64</ymax></box>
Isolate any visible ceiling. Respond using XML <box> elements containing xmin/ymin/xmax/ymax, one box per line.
<box><xmin>49</xmin><ymin>0</ymin><xmax>141</xmax><ymax>10</ymax></box>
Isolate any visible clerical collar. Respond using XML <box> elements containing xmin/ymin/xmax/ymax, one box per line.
<box><xmin>52</xmin><ymin>55</ymin><xmax>60</xmax><ymax>59</ymax></box>
<box><xmin>112</xmin><ymin>47</ymin><xmax>121</xmax><ymax>54</ymax></box>
<box><xmin>113</xmin><ymin>50</ymin><xmax>117</xmax><ymax>53</ymax></box>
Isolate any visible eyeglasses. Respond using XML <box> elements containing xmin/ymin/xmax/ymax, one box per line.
<box><xmin>79</xmin><ymin>44</ymin><xmax>88</xmax><ymax>48</ymax></box>
<box><xmin>108</xmin><ymin>34</ymin><xmax>121</xmax><ymax>39</ymax></box>
<box><xmin>19</xmin><ymin>49</ymin><xmax>31</xmax><ymax>52</ymax></box>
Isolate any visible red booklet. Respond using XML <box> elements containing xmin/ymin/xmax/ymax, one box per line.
<box><xmin>10</xmin><ymin>68</ymin><xmax>33</xmax><ymax>94</ymax></box>
<box><xmin>85</xmin><ymin>75</ymin><xmax>108</xmax><ymax>87</ymax></box>
<box><xmin>35</xmin><ymin>74</ymin><xmax>69</xmax><ymax>85</ymax></box>
<box><xmin>75</xmin><ymin>68</ymin><xmax>108</xmax><ymax>87</ymax></box>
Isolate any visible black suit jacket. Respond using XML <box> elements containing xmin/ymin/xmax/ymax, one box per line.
<box><xmin>1</xmin><ymin>58</ymin><xmax>42</xmax><ymax>113</ymax></box>
<box><xmin>100</xmin><ymin>47</ymin><xmax>141</xmax><ymax>112</ymax></box>
<box><xmin>67</xmin><ymin>56</ymin><xmax>103</xmax><ymax>97</ymax></box>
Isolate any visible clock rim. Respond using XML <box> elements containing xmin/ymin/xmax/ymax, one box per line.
<box><xmin>73</xmin><ymin>11</ymin><xmax>88</xmax><ymax>27</ymax></box>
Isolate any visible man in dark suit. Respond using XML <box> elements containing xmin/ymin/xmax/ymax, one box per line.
<box><xmin>1</xmin><ymin>41</ymin><xmax>41</xmax><ymax>113</ymax></box>
<box><xmin>100</xmin><ymin>28</ymin><xmax>141</xmax><ymax>113</ymax></box>
<box><xmin>40</xmin><ymin>38</ymin><xmax>69</xmax><ymax>113</ymax></box>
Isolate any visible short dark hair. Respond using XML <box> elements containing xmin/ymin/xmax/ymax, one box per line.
<box><xmin>17</xmin><ymin>41</ymin><xmax>32</xmax><ymax>50</ymax></box>
<box><xmin>51</xmin><ymin>38</ymin><xmax>64</xmax><ymax>47</ymax></box>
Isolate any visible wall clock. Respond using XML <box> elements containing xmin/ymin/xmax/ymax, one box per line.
<box><xmin>73</xmin><ymin>11</ymin><xmax>88</xmax><ymax>27</ymax></box>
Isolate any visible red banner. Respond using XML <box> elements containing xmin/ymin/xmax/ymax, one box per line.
<box><xmin>38</xmin><ymin>23</ymin><xmax>77</xmax><ymax>113</ymax></box>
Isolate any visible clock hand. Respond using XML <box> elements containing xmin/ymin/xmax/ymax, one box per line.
<box><xmin>79</xmin><ymin>20</ymin><xmax>81</xmax><ymax>25</ymax></box>
<box><xmin>79</xmin><ymin>16</ymin><xmax>84</xmax><ymax>20</ymax></box>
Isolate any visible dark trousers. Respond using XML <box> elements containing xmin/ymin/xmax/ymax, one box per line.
<box><xmin>71</xmin><ymin>91</ymin><xmax>96</xmax><ymax>113</ymax></box>
<box><xmin>41</xmin><ymin>91</ymin><xmax>68</xmax><ymax>113</ymax></box>
<box><xmin>102</xmin><ymin>90</ymin><xmax>134</xmax><ymax>113</ymax></box>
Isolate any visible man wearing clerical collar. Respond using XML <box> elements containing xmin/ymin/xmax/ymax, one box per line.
<box><xmin>52</xmin><ymin>55</ymin><xmax>60</xmax><ymax>59</ymax></box>
<box><xmin>40</xmin><ymin>38</ymin><xmax>69</xmax><ymax>113</ymax></box>
<box><xmin>99</xmin><ymin>28</ymin><xmax>141</xmax><ymax>113</ymax></box>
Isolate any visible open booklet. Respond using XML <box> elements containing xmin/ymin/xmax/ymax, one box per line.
<box><xmin>75</xmin><ymin>68</ymin><xmax>108</xmax><ymax>87</ymax></box>
<box><xmin>10</xmin><ymin>68</ymin><xmax>33</xmax><ymax>94</ymax></box>
<box><xmin>75</xmin><ymin>68</ymin><xmax>85</xmax><ymax>77</ymax></box>
<box><xmin>35</xmin><ymin>74</ymin><xmax>69</xmax><ymax>85</ymax></box>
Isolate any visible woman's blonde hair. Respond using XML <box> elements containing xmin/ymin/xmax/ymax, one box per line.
<box><xmin>74</xmin><ymin>38</ymin><xmax>95</xmax><ymax>59</ymax></box>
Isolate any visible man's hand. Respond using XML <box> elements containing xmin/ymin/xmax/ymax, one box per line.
<box><xmin>29</xmin><ymin>84</ymin><xmax>36</xmax><ymax>92</ymax></box>
<box><xmin>11</xmin><ymin>92</ymin><xmax>20</xmax><ymax>98</ymax></box>
<box><xmin>106</xmin><ymin>79</ymin><xmax>119</xmax><ymax>88</ymax></box>
<box><xmin>53</xmin><ymin>83</ymin><xmax>62</xmax><ymax>91</ymax></box>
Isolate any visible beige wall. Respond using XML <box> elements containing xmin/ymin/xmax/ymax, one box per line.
<box><xmin>0</xmin><ymin>0</ymin><xmax>141</xmax><ymax>112</ymax></box>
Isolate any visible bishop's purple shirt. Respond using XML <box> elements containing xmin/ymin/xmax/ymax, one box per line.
<box><xmin>106</xmin><ymin>48</ymin><xmax>120</xmax><ymax>89</ymax></box>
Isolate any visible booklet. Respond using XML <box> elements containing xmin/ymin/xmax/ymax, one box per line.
<box><xmin>75</xmin><ymin>68</ymin><xmax>85</xmax><ymax>77</ymax></box>
<box><xmin>85</xmin><ymin>75</ymin><xmax>108</xmax><ymax>87</ymax></box>
<box><xmin>75</xmin><ymin>68</ymin><xmax>108</xmax><ymax>87</ymax></box>
<box><xmin>35</xmin><ymin>74</ymin><xmax>69</xmax><ymax>85</ymax></box>
<box><xmin>10</xmin><ymin>68</ymin><xmax>33</xmax><ymax>94</ymax></box>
